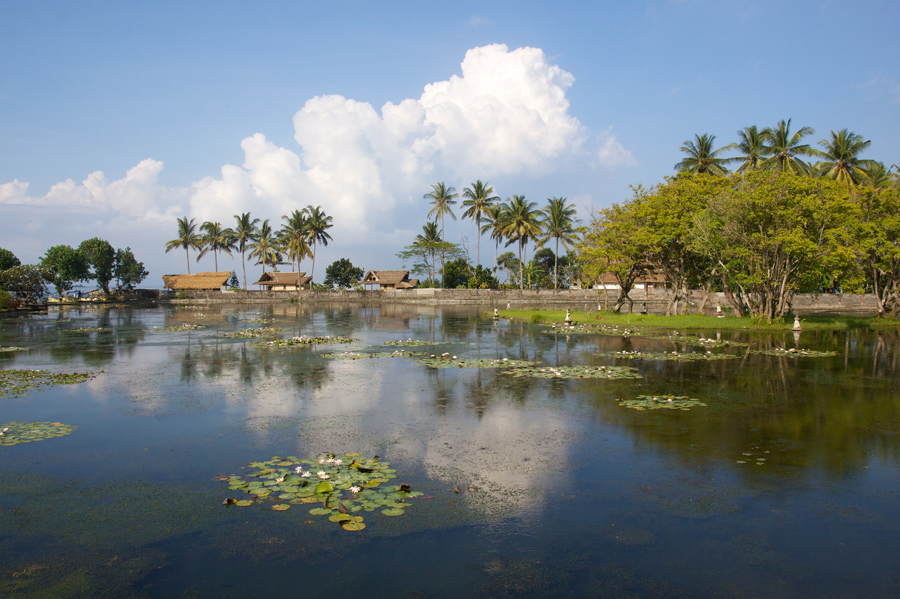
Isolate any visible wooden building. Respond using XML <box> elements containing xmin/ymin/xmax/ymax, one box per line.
<box><xmin>253</xmin><ymin>272</ymin><xmax>311</xmax><ymax>291</ymax></box>
<box><xmin>360</xmin><ymin>270</ymin><xmax>419</xmax><ymax>290</ymax></box>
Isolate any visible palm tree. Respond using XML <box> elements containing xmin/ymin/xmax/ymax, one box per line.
<box><xmin>481</xmin><ymin>203</ymin><xmax>507</xmax><ymax>274</ymax></box>
<box><xmin>724</xmin><ymin>125</ymin><xmax>769</xmax><ymax>174</ymax></box>
<box><xmin>461</xmin><ymin>180</ymin><xmax>499</xmax><ymax>267</ymax></box>
<box><xmin>425</xmin><ymin>182</ymin><xmax>458</xmax><ymax>274</ymax></box>
<box><xmin>165</xmin><ymin>216</ymin><xmax>202</xmax><ymax>274</ymax></box>
<box><xmin>233</xmin><ymin>212</ymin><xmax>259</xmax><ymax>289</ymax></box>
<box><xmin>674</xmin><ymin>133</ymin><xmax>731</xmax><ymax>176</ymax></box>
<box><xmin>303</xmin><ymin>205</ymin><xmax>333</xmax><ymax>285</ymax></box>
<box><xmin>540</xmin><ymin>197</ymin><xmax>579</xmax><ymax>289</ymax></box>
<box><xmin>500</xmin><ymin>195</ymin><xmax>544</xmax><ymax>289</ymax></box>
<box><xmin>860</xmin><ymin>162</ymin><xmax>894</xmax><ymax>189</ymax></box>
<box><xmin>759</xmin><ymin>119</ymin><xmax>823</xmax><ymax>174</ymax></box>
<box><xmin>817</xmin><ymin>129</ymin><xmax>872</xmax><ymax>189</ymax></box>
<box><xmin>279</xmin><ymin>209</ymin><xmax>312</xmax><ymax>271</ymax></box>
<box><xmin>414</xmin><ymin>221</ymin><xmax>442</xmax><ymax>284</ymax></box>
<box><xmin>197</xmin><ymin>221</ymin><xmax>234</xmax><ymax>272</ymax></box>
<box><xmin>247</xmin><ymin>219</ymin><xmax>278</xmax><ymax>279</ymax></box>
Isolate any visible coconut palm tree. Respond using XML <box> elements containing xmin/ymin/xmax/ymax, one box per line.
<box><xmin>860</xmin><ymin>162</ymin><xmax>895</xmax><ymax>189</ymax></box>
<box><xmin>540</xmin><ymin>197</ymin><xmax>579</xmax><ymax>289</ymax></box>
<box><xmin>481</xmin><ymin>203</ymin><xmax>507</xmax><ymax>273</ymax></box>
<box><xmin>724</xmin><ymin>125</ymin><xmax>769</xmax><ymax>174</ymax></box>
<box><xmin>674</xmin><ymin>133</ymin><xmax>731</xmax><ymax>176</ymax></box>
<box><xmin>461</xmin><ymin>180</ymin><xmax>499</xmax><ymax>267</ymax></box>
<box><xmin>247</xmin><ymin>219</ymin><xmax>278</xmax><ymax>278</ymax></box>
<box><xmin>279</xmin><ymin>210</ymin><xmax>311</xmax><ymax>271</ymax></box>
<box><xmin>197</xmin><ymin>221</ymin><xmax>235</xmax><ymax>272</ymax></box>
<box><xmin>500</xmin><ymin>195</ymin><xmax>544</xmax><ymax>289</ymax></box>
<box><xmin>425</xmin><ymin>182</ymin><xmax>458</xmax><ymax>274</ymax></box>
<box><xmin>303</xmin><ymin>205</ymin><xmax>333</xmax><ymax>285</ymax></box>
<box><xmin>759</xmin><ymin>119</ymin><xmax>823</xmax><ymax>174</ymax></box>
<box><xmin>414</xmin><ymin>221</ymin><xmax>442</xmax><ymax>284</ymax></box>
<box><xmin>165</xmin><ymin>216</ymin><xmax>203</xmax><ymax>274</ymax></box>
<box><xmin>816</xmin><ymin>129</ymin><xmax>872</xmax><ymax>189</ymax></box>
<box><xmin>233</xmin><ymin>212</ymin><xmax>259</xmax><ymax>289</ymax></box>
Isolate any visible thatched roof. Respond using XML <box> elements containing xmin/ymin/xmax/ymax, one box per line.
<box><xmin>253</xmin><ymin>272</ymin><xmax>311</xmax><ymax>287</ymax></box>
<box><xmin>361</xmin><ymin>270</ymin><xmax>410</xmax><ymax>285</ymax></box>
<box><xmin>396</xmin><ymin>279</ymin><xmax>419</xmax><ymax>289</ymax></box>
<box><xmin>162</xmin><ymin>272</ymin><xmax>231</xmax><ymax>290</ymax></box>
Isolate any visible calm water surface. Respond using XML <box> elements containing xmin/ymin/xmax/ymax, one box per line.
<box><xmin>1</xmin><ymin>304</ymin><xmax>899</xmax><ymax>598</ymax></box>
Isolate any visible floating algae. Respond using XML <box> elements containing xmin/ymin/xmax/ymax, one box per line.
<box><xmin>252</xmin><ymin>335</ymin><xmax>359</xmax><ymax>349</ymax></box>
<box><xmin>505</xmin><ymin>364</ymin><xmax>641</xmax><ymax>379</ymax></box>
<box><xmin>0</xmin><ymin>369</ymin><xmax>98</xmax><ymax>398</ymax></box>
<box><xmin>218</xmin><ymin>453</ymin><xmax>422</xmax><ymax>531</ymax></box>
<box><xmin>617</xmin><ymin>394</ymin><xmax>707</xmax><ymax>411</ymax></box>
<box><xmin>0</xmin><ymin>422</ymin><xmax>77</xmax><ymax>446</ymax></box>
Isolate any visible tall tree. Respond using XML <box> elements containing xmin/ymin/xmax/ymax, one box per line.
<box><xmin>78</xmin><ymin>238</ymin><xmax>116</xmax><ymax>294</ymax></box>
<box><xmin>112</xmin><ymin>247</ymin><xmax>148</xmax><ymax>291</ymax></box>
<box><xmin>41</xmin><ymin>245</ymin><xmax>89</xmax><ymax>295</ymax></box>
<box><xmin>0</xmin><ymin>248</ymin><xmax>21</xmax><ymax>271</ymax></box>
<box><xmin>165</xmin><ymin>217</ymin><xmax>203</xmax><ymax>274</ymax></box>
<box><xmin>425</xmin><ymin>182</ymin><xmax>458</xmax><ymax>274</ymax></box>
<box><xmin>303</xmin><ymin>205</ymin><xmax>333</xmax><ymax>285</ymax></box>
<box><xmin>246</xmin><ymin>219</ymin><xmax>278</xmax><ymax>278</ymax></box>
<box><xmin>232</xmin><ymin>212</ymin><xmax>259</xmax><ymax>289</ymax></box>
<box><xmin>674</xmin><ymin>133</ymin><xmax>731</xmax><ymax>176</ymax></box>
<box><xmin>500</xmin><ymin>195</ymin><xmax>544</xmax><ymax>289</ymax></box>
<box><xmin>279</xmin><ymin>209</ymin><xmax>312</xmax><ymax>295</ymax></box>
<box><xmin>415</xmin><ymin>221</ymin><xmax>442</xmax><ymax>284</ymax></box>
<box><xmin>860</xmin><ymin>162</ymin><xmax>894</xmax><ymax>189</ymax></box>
<box><xmin>759</xmin><ymin>119</ymin><xmax>822</xmax><ymax>174</ymax></box>
<box><xmin>481</xmin><ymin>203</ymin><xmax>506</xmax><ymax>273</ymax></box>
<box><xmin>197</xmin><ymin>222</ymin><xmax>234</xmax><ymax>272</ymax></box>
<box><xmin>817</xmin><ymin>128</ymin><xmax>872</xmax><ymax>189</ymax></box>
<box><xmin>461</xmin><ymin>180</ymin><xmax>499</xmax><ymax>267</ymax></box>
<box><xmin>540</xmin><ymin>197</ymin><xmax>579</xmax><ymax>289</ymax></box>
<box><xmin>724</xmin><ymin>125</ymin><xmax>769</xmax><ymax>174</ymax></box>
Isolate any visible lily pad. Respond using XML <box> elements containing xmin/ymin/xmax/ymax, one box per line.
<box><xmin>272</xmin><ymin>504</ymin><xmax>291</xmax><ymax>511</ymax></box>
<box><xmin>416</xmin><ymin>356</ymin><xmax>532</xmax><ymax>369</ymax></box>
<box><xmin>152</xmin><ymin>323</ymin><xmax>204</xmax><ymax>332</ymax></box>
<box><xmin>221</xmin><ymin>328</ymin><xmax>286</xmax><ymax>338</ymax></box>
<box><xmin>381</xmin><ymin>508</ymin><xmax>405</xmax><ymax>516</ymax></box>
<box><xmin>0</xmin><ymin>346</ymin><xmax>29</xmax><ymax>352</ymax></box>
<box><xmin>342</xmin><ymin>521</ymin><xmax>366</xmax><ymax>531</ymax></box>
<box><xmin>504</xmin><ymin>365</ymin><xmax>641</xmax><ymax>379</ymax></box>
<box><xmin>0</xmin><ymin>421</ymin><xmax>77</xmax><ymax>446</ymax></box>
<box><xmin>597</xmin><ymin>350</ymin><xmax>739</xmax><ymax>362</ymax></box>
<box><xmin>0</xmin><ymin>369</ymin><xmax>99</xmax><ymax>398</ymax></box>
<box><xmin>753</xmin><ymin>348</ymin><xmax>837</xmax><ymax>357</ymax></box>
<box><xmin>617</xmin><ymin>395</ymin><xmax>707</xmax><ymax>411</ymax></box>
<box><xmin>252</xmin><ymin>336</ymin><xmax>359</xmax><ymax>349</ymax></box>
<box><xmin>235</xmin><ymin>500</ymin><xmax>254</xmax><ymax>506</ymax></box>
<box><xmin>320</xmin><ymin>350</ymin><xmax>421</xmax><ymax>360</ymax></box>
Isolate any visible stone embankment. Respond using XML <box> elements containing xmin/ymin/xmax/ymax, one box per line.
<box><xmin>151</xmin><ymin>288</ymin><xmax>881</xmax><ymax>317</ymax></box>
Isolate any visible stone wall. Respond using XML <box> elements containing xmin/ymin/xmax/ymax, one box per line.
<box><xmin>151</xmin><ymin>287</ymin><xmax>881</xmax><ymax>316</ymax></box>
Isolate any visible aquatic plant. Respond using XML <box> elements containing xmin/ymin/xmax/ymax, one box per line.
<box><xmin>617</xmin><ymin>395</ymin><xmax>706</xmax><ymax>411</ymax></box>
<box><xmin>384</xmin><ymin>339</ymin><xmax>435</xmax><ymax>347</ymax></box>
<box><xmin>0</xmin><ymin>369</ymin><xmax>98</xmax><ymax>398</ymax></box>
<box><xmin>504</xmin><ymin>365</ymin><xmax>641</xmax><ymax>379</ymax></box>
<box><xmin>220</xmin><ymin>328</ymin><xmax>285</xmax><ymax>338</ymax></box>
<box><xmin>320</xmin><ymin>350</ymin><xmax>421</xmax><ymax>360</ymax></box>
<box><xmin>219</xmin><ymin>453</ymin><xmax>422</xmax><ymax>531</ymax></box>
<box><xmin>252</xmin><ymin>335</ymin><xmax>359</xmax><ymax>348</ymax></box>
<box><xmin>0</xmin><ymin>346</ymin><xmax>29</xmax><ymax>352</ymax></box>
<box><xmin>598</xmin><ymin>350</ymin><xmax>739</xmax><ymax>362</ymax></box>
<box><xmin>416</xmin><ymin>355</ymin><xmax>531</xmax><ymax>369</ymax></box>
<box><xmin>0</xmin><ymin>421</ymin><xmax>77</xmax><ymax>445</ymax></box>
<box><xmin>753</xmin><ymin>348</ymin><xmax>837</xmax><ymax>357</ymax></box>
<box><xmin>152</xmin><ymin>323</ymin><xmax>204</xmax><ymax>332</ymax></box>
<box><xmin>70</xmin><ymin>327</ymin><xmax>106</xmax><ymax>333</ymax></box>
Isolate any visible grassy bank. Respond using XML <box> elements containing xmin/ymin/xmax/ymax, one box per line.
<box><xmin>496</xmin><ymin>309</ymin><xmax>898</xmax><ymax>331</ymax></box>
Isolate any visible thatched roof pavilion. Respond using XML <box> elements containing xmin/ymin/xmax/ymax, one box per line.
<box><xmin>162</xmin><ymin>272</ymin><xmax>231</xmax><ymax>290</ymax></box>
<box><xmin>360</xmin><ymin>270</ymin><xmax>419</xmax><ymax>290</ymax></box>
<box><xmin>253</xmin><ymin>272</ymin><xmax>311</xmax><ymax>291</ymax></box>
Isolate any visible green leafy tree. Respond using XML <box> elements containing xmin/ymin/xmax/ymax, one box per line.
<box><xmin>233</xmin><ymin>212</ymin><xmax>259</xmax><ymax>289</ymax></box>
<box><xmin>425</xmin><ymin>182</ymin><xmax>458</xmax><ymax>274</ymax></box>
<box><xmin>0</xmin><ymin>264</ymin><xmax>47</xmax><ymax>304</ymax></box>
<box><xmin>467</xmin><ymin>265</ymin><xmax>499</xmax><ymax>289</ymax></box>
<box><xmin>398</xmin><ymin>222</ymin><xmax>462</xmax><ymax>285</ymax></box>
<box><xmin>856</xmin><ymin>185</ymin><xmax>900</xmax><ymax>316</ymax></box>
<box><xmin>41</xmin><ymin>245</ymin><xmax>89</xmax><ymax>295</ymax></box>
<box><xmin>461</xmin><ymin>180</ymin><xmax>499</xmax><ymax>267</ymax></box>
<box><xmin>442</xmin><ymin>258</ymin><xmax>473</xmax><ymax>288</ymax></box>
<box><xmin>323</xmin><ymin>258</ymin><xmax>364</xmax><ymax>289</ymax></box>
<box><xmin>481</xmin><ymin>203</ymin><xmax>507</xmax><ymax>272</ymax></box>
<box><xmin>759</xmin><ymin>119</ymin><xmax>823</xmax><ymax>174</ymax></box>
<box><xmin>0</xmin><ymin>248</ymin><xmax>21</xmax><ymax>272</ymax></box>
<box><xmin>197</xmin><ymin>221</ymin><xmax>235</xmax><ymax>272</ymax></box>
<box><xmin>78</xmin><ymin>237</ymin><xmax>116</xmax><ymax>294</ymax></box>
<box><xmin>816</xmin><ymin>128</ymin><xmax>872</xmax><ymax>190</ymax></box>
<box><xmin>540</xmin><ymin>197</ymin><xmax>580</xmax><ymax>289</ymax></box>
<box><xmin>674</xmin><ymin>133</ymin><xmax>731</xmax><ymax>176</ymax></box>
<box><xmin>112</xmin><ymin>247</ymin><xmax>148</xmax><ymax>291</ymax></box>
<box><xmin>500</xmin><ymin>195</ymin><xmax>544</xmax><ymax>289</ymax></box>
<box><xmin>496</xmin><ymin>251</ymin><xmax>519</xmax><ymax>286</ymax></box>
<box><xmin>165</xmin><ymin>217</ymin><xmax>203</xmax><ymax>275</ymax></box>
<box><xmin>303</xmin><ymin>205</ymin><xmax>333</xmax><ymax>285</ymax></box>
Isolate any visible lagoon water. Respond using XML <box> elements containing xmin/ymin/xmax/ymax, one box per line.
<box><xmin>1</xmin><ymin>304</ymin><xmax>899</xmax><ymax>598</ymax></box>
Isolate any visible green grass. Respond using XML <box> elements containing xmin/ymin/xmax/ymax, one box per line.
<box><xmin>496</xmin><ymin>309</ymin><xmax>898</xmax><ymax>331</ymax></box>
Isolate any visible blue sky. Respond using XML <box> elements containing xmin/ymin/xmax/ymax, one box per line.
<box><xmin>2</xmin><ymin>0</ymin><xmax>898</xmax><ymax>287</ymax></box>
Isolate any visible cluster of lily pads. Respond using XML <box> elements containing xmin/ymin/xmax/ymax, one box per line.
<box><xmin>415</xmin><ymin>355</ymin><xmax>531</xmax><ymax>369</ymax></box>
<box><xmin>0</xmin><ymin>346</ymin><xmax>29</xmax><ymax>352</ymax></box>
<box><xmin>0</xmin><ymin>421</ymin><xmax>77</xmax><ymax>445</ymax></box>
<box><xmin>504</xmin><ymin>364</ymin><xmax>642</xmax><ymax>379</ymax></box>
<box><xmin>598</xmin><ymin>350</ymin><xmax>738</xmax><ymax>362</ymax></box>
<box><xmin>71</xmin><ymin>326</ymin><xmax>106</xmax><ymax>332</ymax></box>
<box><xmin>0</xmin><ymin>369</ymin><xmax>98</xmax><ymax>398</ymax></box>
<box><xmin>617</xmin><ymin>394</ymin><xmax>707</xmax><ymax>411</ymax></box>
<box><xmin>219</xmin><ymin>453</ymin><xmax>422</xmax><ymax>531</ymax></box>
<box><xmin>320</xmin><ymin>350</ymin><xmax>420</xmax><ymax>360</ymax></box>
<box><xmin>753</xmin><ymin>348</ymin><xmax>837</xmax><ymax>357</ymax></box>
<box><xmin>153</xmin><ymin>323</ymin><xmax>204</xmax><ymax>332</ymax></box>
<box><xmin>245</xmin><ymin>317</ymin><xmax>274</xmax><ymax>324</ymax></box>
<box><xmin>688</xmin><ymin>336</ymin><xmax>746</xmax><ymax>348</ymax></box>
<box><xmin>383</xmin><ymin>339</ymin><xmax>434</xmax><ymax>347</ymax></box>
<box><xmin>736</xmin><ymin>446</ymin><xmax>770</xmax><ymax>465</ymax></box>
<box><xmin>252</xmin><ymin>335</ymin><xmax>359</xmax><ymax>349</ymax></box>
<box><xmin>221</xmin><ymin>328</ymin><xmax>285</xmax><ymax>338</ymax></box>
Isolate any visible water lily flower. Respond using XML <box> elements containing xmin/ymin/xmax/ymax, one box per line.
<box><xmin>319</xmin><ymin>459</ymin><xmax>325</xmax><ymax>464</ymax></box>
<box><xmin>301</xmin><ymin>471</ymin><xmax>311</xmax><ymax>478</ymax></box>
<box><xmin>350</xmin><ymin>486</ymin><xmax>360</xmax><ymax>494</ymax></box>
<box><xmin>334</xmin><ymin>459</ymin><xmax>343</xmax><ymax>466</ymax></box>
<box><xmin>295</xmin><ymin>466</ymin><xmax>303</xmax><ymax>473</ymax></box>
<box><xmin>276</xmin><ymin>477</ymin><xmax>284</xmax><ymax>483</ymax></box>
<box><xmin>317</xmin><ymin>471</ymin><xmax>328</xmax><ymax>478</ymax></box>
